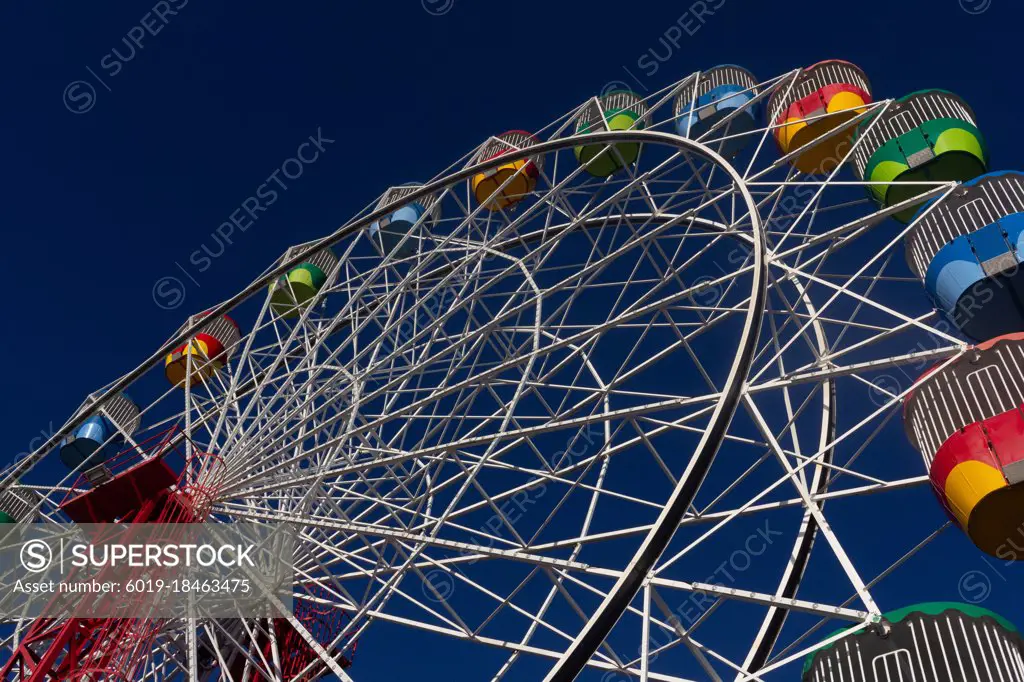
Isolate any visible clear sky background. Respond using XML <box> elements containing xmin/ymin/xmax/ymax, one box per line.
<box><xmin>1</xmin><ymin>1</ymin><xmax>1022</xmax><ymax>680</ymax></box>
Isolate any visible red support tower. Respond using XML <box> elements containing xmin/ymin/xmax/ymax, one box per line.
<box><xmin>1</xmin><ymin>429</ymin><xmax>354</xmax><ymax>681</ymax></box>
<box><xmin>0</xmin><ymin>430</ymin><xmax>199</xmax><ymax>681</ymax></box>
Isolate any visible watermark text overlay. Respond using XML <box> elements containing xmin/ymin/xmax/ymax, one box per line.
<box><xmin>0</xmin><ymin>523</ymin><xmax>295</xmax><ymax>618</ymax></box>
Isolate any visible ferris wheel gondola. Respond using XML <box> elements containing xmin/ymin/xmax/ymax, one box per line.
<box><xmin>906</xmin><ymin>170</ymin><xmax>1024</xmax><ymax>340</ymax></box>
<box><xmin>853</xmin><ymin>89</ymin><xmax>988</xmax><ymax>223</ymax></box>
<box><xmin>769</xmin><ymin>59</ymin><xmax>873</xmax><ymax>174</ymax></box>
<box><xmin>573</xmin><ymin>89</ymin><xmax>647</xmax><ymax>177</ymax></box>
<box><xmin>674</xmin><ymin>64</ymin><xmax>760</xmax><ymax>158</ymax></box>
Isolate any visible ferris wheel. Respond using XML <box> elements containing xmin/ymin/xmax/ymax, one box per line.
<box><xmin>3</xmin><ymin>59</ymin><xmax>1024</xmax><ymax>682</ymax></box>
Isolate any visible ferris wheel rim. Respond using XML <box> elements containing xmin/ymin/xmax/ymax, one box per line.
<box><xmin>1</xmin><ymin>130</ymin><xmax>768</xmax><ymax>491</ymax></box>
<box><xmin>540</xmin><ymin>135</ymin><xmax>768</xmax><ymax>682</ymax></box>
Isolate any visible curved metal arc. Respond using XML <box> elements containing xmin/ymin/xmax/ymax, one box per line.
<box><xmin>740</xmin><ymin>277</ymin><xmax>835</xmax><ymax>677</ymax></box>
<box><xmin>541</xmin><ymin>139</ymin><xmax>767</xmax><ymax>682</ymax></box>
<box><xmin>449</xmin><ymin>217</ymin><xmax>827</xmax><ymax>674</ymax></box>
<box><xmin>0</xmin><ymin>131</ymin><xmax>755</xmax><ymax>489</ymax></box>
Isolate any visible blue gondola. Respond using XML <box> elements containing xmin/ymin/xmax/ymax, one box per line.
<box><xmin>369</xmin><ymin>183</ymin><xmax>439</xmax><ymax>258</ymax></box>
<box><xmin>58</xmin><ymin>393</ymin><xmax>141</xmax><ymax>470</ymax></box>
<box><xmin>907</xmin><ymin>171</ymin><xmax>1024</xmax><ymax>340</ymax></box>
<box><xmin>675</xmin><ymin>65</ymin><xmax>759</xmax><ymax>158</ymax></box>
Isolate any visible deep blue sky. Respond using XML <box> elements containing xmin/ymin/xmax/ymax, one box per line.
<box><xmin>1</xmin><ymin>1</ymin><xmax>1022</xmax><ymax>679</ymax></box>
